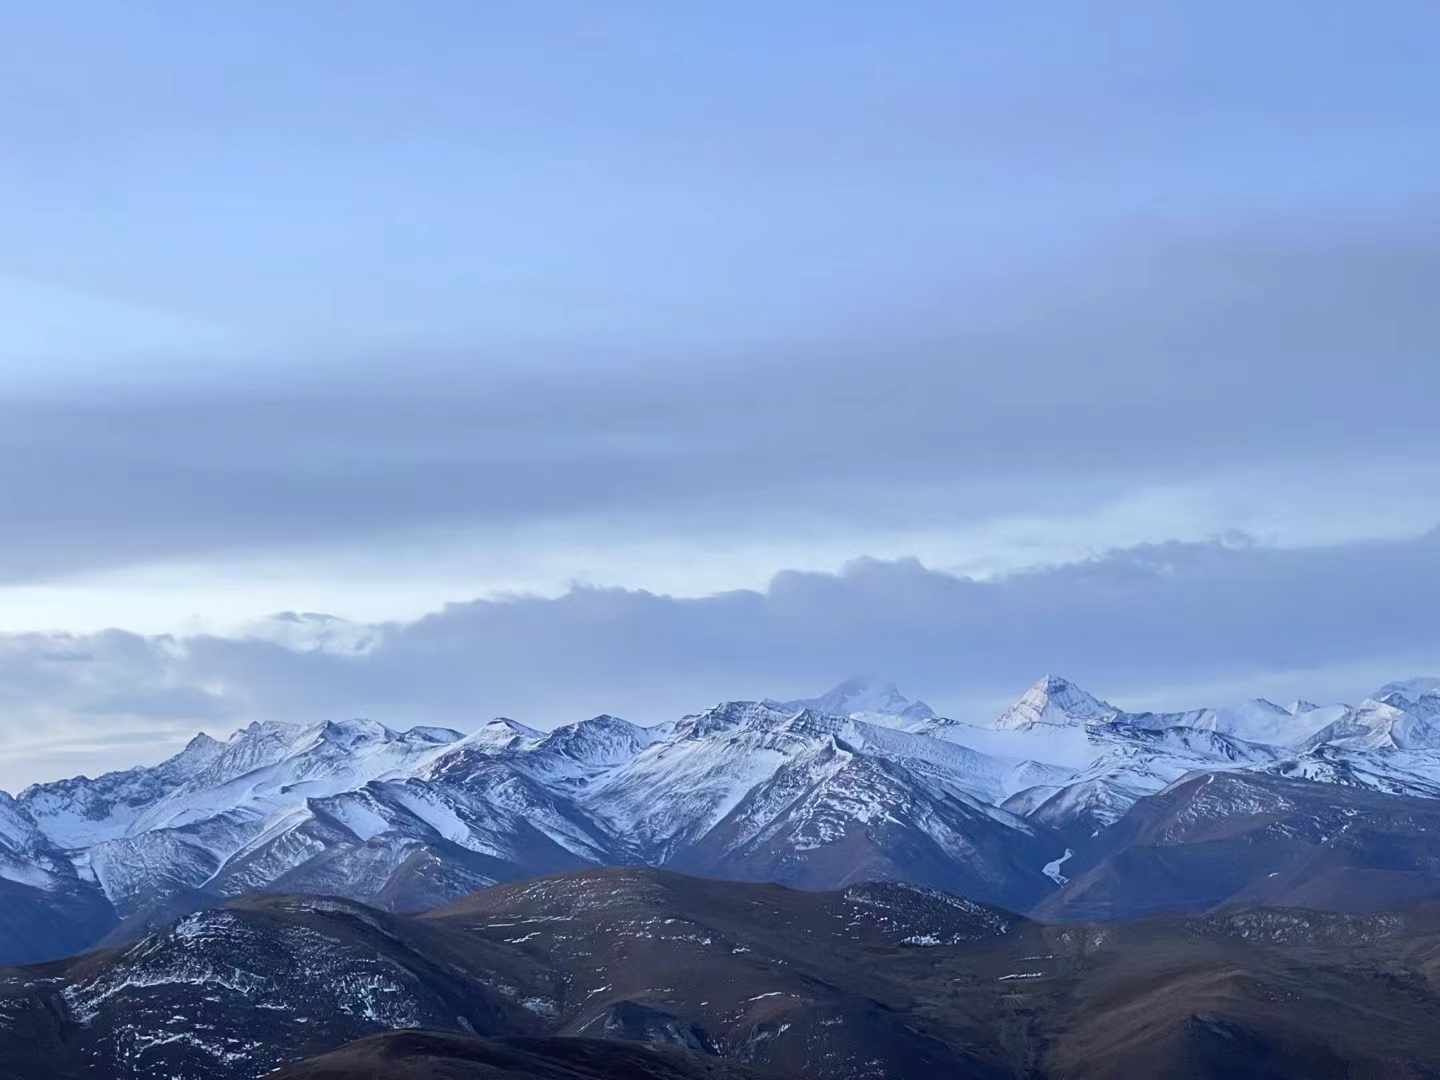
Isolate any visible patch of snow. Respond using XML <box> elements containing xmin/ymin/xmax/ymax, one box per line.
<box><xmin>1042</xmin><ymin>848</ymin><xmax>1073</xmax><ymax>886</ymax></box>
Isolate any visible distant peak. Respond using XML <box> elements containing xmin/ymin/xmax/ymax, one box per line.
<box><xmin>777</xmin><ymin>675</ymin><xmax>935</xmax><ymax>723</ymax></box>
<box><xmin>995</xmin><ymin>675</ymin><xmax>1114</xmax><ymax>730</ymax></box>
<box><xmin>833</xmin><ymin>674</ymin><xmax>895</xmax><ymax>695</ymax></box>
<box><xmin>1374</xmin><ymin>677</ymin><xmax>1440</xmax><ymax>705</ymax></box>
<box><xmin>170</xmin><ymin>731</ymin><xmax>226</xmax><ymax>771</ymax></box>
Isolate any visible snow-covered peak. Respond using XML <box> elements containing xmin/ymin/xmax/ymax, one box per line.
<box><xmin>535</xmin><ymin>715</ymin><xmax>659</xmax><ymax>768</ymax></box>
<box><xmin>169</xmin><ymin>732</ymin><xmax>226</xmax><ymax>775</ymax></box>
<box><xmin>1374</xmin><ymin>676</ymin><xmax>1440</xmax><ymax>705</ymax></box>
<box><xmin>774</xmin><ymin>676</ymin><xmax>936</xmax><ymax>726</ymax></box>
<box><xmin>1178</xmin><ymin>699</ymin><xmax>1346</xmax><ymax>747</ymax></box>
<box><xmin>115</xmin><ymin>715</ymin><xmax>467</xmax><ymax>839</ymax></box>
<box><xmin>1370</xmin><ymin>687</ymin><xmax>1440</xmax><ymax>726</ymax></box>
<box><xmin>1298</xmin><ymin>695</ymin><xmax>1440</xmax><ymax>752</ymax></box>
<box><xmin>180</xmin><ymin>721</ymin><xmax>311</xmax><ymax>791</ymax></box>
<box><xmin>994</xmin><ymin>676</ymin><xmax>1115</xmax><ymax>730</ymax></box>
<box><xmin>280</xmin><ymin>718</ymin><xmax>462</xmax><ymax>760</ymax></box>
<box><xmin>673</xmin><ymin>701</ymin><xmax>795</xmax><ymax>740</ymax></box>
<box><xmin>0</xmin><ymin>792</ymin><xmax>50</xmax><ymax>858</ymax></box>
<box><xmin>455</xmin><ymin>718</ymin><xmax>546</xmax><ymax>754</ymax></box>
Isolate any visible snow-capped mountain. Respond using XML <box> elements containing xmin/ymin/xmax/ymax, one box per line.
<box><xmin>770</xmin><ymin>675</ymin><xmax>936</xmax><ymax>728</ymax></box>
<box><xmin>991</xmin><ymin>675</ymin><xmax>1116</xmax><ymax>730</ymax></box>
<box><xmin>9</xmin><ymin>673</ymin><xmax>1440</xmax><ymax>963</ymax></box>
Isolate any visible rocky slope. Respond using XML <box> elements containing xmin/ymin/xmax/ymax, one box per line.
<box><xmin>1036</xmin><ymin>771</ymin><xmax>1440</xmax><ymax>920</ymax></box>
<box><xmin>3</xmin><ymin>869</ymin><xmax>1440</xmax><ymax>1079</ymax></box>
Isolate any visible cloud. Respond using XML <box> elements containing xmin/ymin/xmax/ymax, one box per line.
<box><xmin>0</xmin><ymin>212</ymin><xmax>1437</xmax><ymax>584</ymax></box>
<box><xmin>3</xmin><ymin>527</ymin><xmax>1439</xmax><ymax>790</ymax></box>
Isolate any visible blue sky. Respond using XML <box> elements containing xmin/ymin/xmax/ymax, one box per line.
<box><xmin>6</xmin><ymin>2</ymin><xmax>1434</xmax><ymax>378</ymax></box>
<box><xmin>0</xmin><ymin>2</ymin><xmax>1437</xmax><ymax>784</ymax></box>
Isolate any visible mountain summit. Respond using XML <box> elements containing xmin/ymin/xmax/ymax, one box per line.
<box><xmin>993</xmin><ymin>675</ymin><xmax>1115</xmax><ymax>730</ymax></box>
<box><xmin>773</xmin><ymin>675</ymin><xmax>935</xmax><ymax>726</ymax></box>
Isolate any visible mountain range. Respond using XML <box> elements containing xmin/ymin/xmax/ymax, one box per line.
<box><xmin>7</xmin><ymin>673</ymin><xmax>1440</xmax><ymax>967</ymax></box>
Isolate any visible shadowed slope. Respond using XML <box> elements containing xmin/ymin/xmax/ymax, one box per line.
<box><xmin>4</xmin><ymin>869</ymin><xmax>1440</xmax><ymax>1078</ymax></box>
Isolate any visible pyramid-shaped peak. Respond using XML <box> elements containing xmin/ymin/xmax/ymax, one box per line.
<box><xmin>995</xmin><ymin>675</ymin><xmax>1115</xmax><ymax>730</ymax></box>
<box><xmin>1025</xmin><ymin>674</ymin><xmax>1112</xmax><ymax>712</ymax></box>
<box><xmin>175</xmin><ymin>731</ymin><xmax>224</xmax><ymax>761</ymax></box>
<box><xmin>156</xmin><ymin>731</ymin><xmax>227</xmax><ymax>779</ymax></box>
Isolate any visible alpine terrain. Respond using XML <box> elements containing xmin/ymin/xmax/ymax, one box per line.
<box><xmin>7</xmin><ymin>673</ymin><xmax>1440</xmax><ymax>968</ymax></box>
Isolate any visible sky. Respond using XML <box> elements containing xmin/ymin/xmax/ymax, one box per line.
<box><xmin>0</xmin><ymin>2</ymin><xmax>1437</xmax><ymax>788</ymax></box>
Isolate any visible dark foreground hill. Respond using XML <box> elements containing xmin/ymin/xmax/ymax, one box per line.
<box><xmin>1039</xmin><ymin>771</ymin><xmax>1440</xmax><ymax>920</ymax></box>
<box><xmin>3</xmin><ymin>868</ymin><xmax>1440</xmax><ymax>1079</ymax></box>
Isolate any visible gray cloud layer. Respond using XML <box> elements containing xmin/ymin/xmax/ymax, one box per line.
<box><xmin>4</xmin><ymin>526</ymin><xmax>1437</xmax><ymax>789</ymax></box>
<box><xmin>2</xmin><ymin>215</ymin><xmax>1437</xmax><ymax>583</ymax></box>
